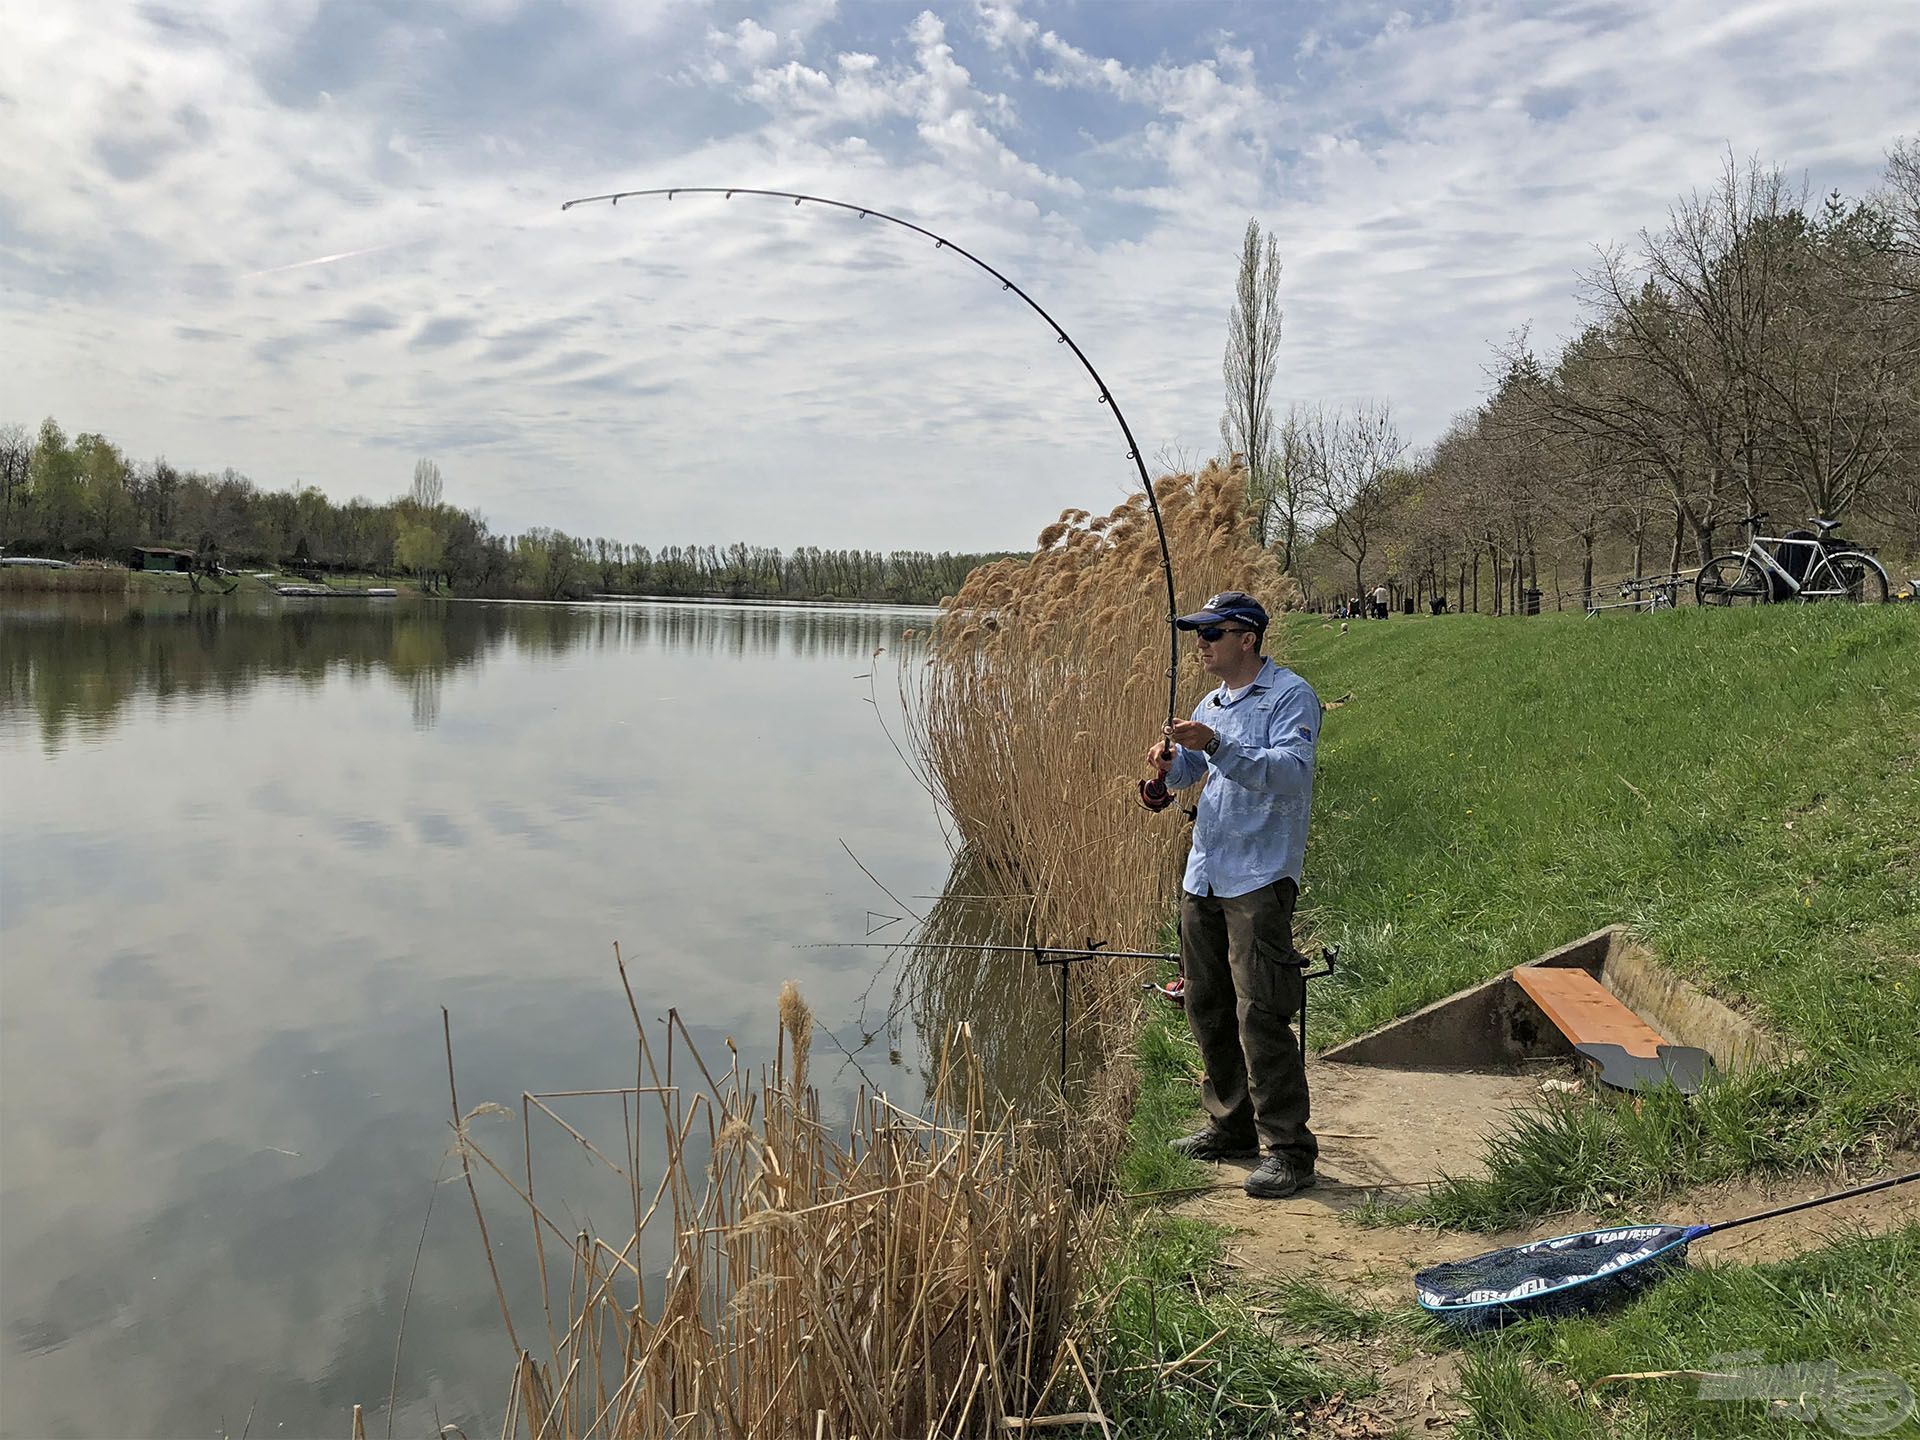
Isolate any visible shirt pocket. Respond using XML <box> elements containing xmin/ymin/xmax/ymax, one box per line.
<box><xmin>1234</xmin><ymin>696</ymin><xmax>1279</xmax><ymax>744</ymax></box>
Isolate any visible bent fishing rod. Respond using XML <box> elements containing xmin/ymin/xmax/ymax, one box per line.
<box><xmin>560</xmin><ymin>186</ymin><xmax>1184</xmax><ymax>777</ymax></box>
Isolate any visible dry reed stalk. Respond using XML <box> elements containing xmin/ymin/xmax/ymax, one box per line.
<box><xmin>409</xmin><ymin>987</ymin><xmax>1097</xmax><ymax>1439</ymax></box>
<box><xmin>902</xmin><ymin>460</ymin><xmax>1294</xmax><ymax>1047</ymax></box>
<box><xmin>0</xmin><ymin>564</ymin><xmax>132</xmax><ymax>594</ymax></box>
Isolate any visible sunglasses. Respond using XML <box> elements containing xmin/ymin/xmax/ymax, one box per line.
<box><xmin>1195</xmin><ymin>624</ymin><xmax>1253</xmax><ymax>642</ymax></box>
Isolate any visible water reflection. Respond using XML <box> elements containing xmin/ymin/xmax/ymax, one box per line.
<box><xmin>0</xmin><ymin>595</ymin><xmax>931</xmax><ymax>751</ymax></box>
<box><xmin>892</xmin><ymin>850</ymin><xmax>1125</xmax><ymax>1109</ymax></box>
<box><xmin>0</xmin><ymin>594</ymin><xmax>947</xmax><ymax>1440</ymax></box>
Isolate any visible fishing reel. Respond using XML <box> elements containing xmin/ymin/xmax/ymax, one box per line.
<box><xmin>1140</xmin><ymin>737</ymin><xmax>1179</xmax><ymax>812</ymax></box>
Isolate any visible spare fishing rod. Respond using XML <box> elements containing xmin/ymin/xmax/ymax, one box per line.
<box><xmin>804</xmin><ymin>939</ymin><xmax>1337</xmax><ymax>1086</ymax></box>
<box><xmin>799</xmin><ymin>940</ymin><xmax>1176</xmax><ymax>962</ymax></box>
<box><xmin>559</xmin><ymin>186</ymin><xmax>1184</xmax><ymax>800</ymax></box>
<box><xmin>808</xmin><ymin>938</ymin><xmax>1149</xmax><ymax>1094</ymax></box>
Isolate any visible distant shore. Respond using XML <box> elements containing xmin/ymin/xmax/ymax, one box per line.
<box><xmin>0</xmin><ymin>563</ymin><xmax>951</xmax><ymax>608</ymax></box>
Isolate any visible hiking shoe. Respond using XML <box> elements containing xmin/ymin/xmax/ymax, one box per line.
<box><xmin>1243</xmin><ymin>1153</ymin><xmax>1317</xmax><ymax>1199</ymax></box>
<box><xmin>1169</xmin><ymin>1126</ymin><xmax>1259</xmax><ymax>1162</ymax></box>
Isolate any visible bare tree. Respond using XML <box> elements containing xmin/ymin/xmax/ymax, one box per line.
<box><xmin>1270</xmin><ymin>404</ymin><xmax>1315</xmax><ymax>575</ymax></box>
<box><xmin>1221</xmin><ymin>218</ymin><xmax>1287</xmax><ymax>553</ymax></box>
<box><xmin>0</xmin><ymin>423</ymin><xmax>30</xmax><ymax>540</ymax></box>
<box><xmin>1307</xmin><ymin>401</ymin><xmax>1405</xmax><ymax>600</ymax></box>
<box><xmin>410</xmin><ymin>456</ymin><xmax>444</xmax><ymax>509</ymax></box>
<box><xmin>1880</xmin><ymin>136</ymin><xmax>1920</xmax><ymax>298</ymax></box>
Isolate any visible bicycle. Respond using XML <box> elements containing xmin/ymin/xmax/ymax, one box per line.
<box><xmin>1694</xmin><ymin>512</ymin><xmax>1889</xmax><ymax>606</ymax></box>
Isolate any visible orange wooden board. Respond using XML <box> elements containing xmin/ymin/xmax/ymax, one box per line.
<box><xmin>1513</xmin><ymin>965</ymin><xmax>1668</xmax><ymax>1057</ymax></box>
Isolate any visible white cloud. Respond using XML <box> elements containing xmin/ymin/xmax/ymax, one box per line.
<box><xmin>972</xmin><ymin>0</ymin><xmax>1038</xmax><ymax>52</ymax></box>
<box><xmin>699</xmin><ymin>17</ymin><xmax>785</xmax><ymax>82</ymax></box>
<box><xmin>1</xmin><ymin>0</ymin><xmax>1914</xmax><ymax>554</ymax></box>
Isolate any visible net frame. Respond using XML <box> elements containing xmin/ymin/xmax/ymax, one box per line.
<box><xmin>1416</xmin><ymin>1223</ymin><xmax>1710</xmax><ymax>1333</ymax></box>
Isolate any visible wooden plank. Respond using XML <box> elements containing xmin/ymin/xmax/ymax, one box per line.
<box><xmin>1513</xmin><ymin>965</ymin><xmax>1668</xmax><ymax>1056</ymax></box>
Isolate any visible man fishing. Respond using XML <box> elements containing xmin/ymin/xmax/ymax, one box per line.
<box><xmin>1143</xmin><ymin>590</ymin><xmax>1320</xmax><ymax>1199</ymax></box>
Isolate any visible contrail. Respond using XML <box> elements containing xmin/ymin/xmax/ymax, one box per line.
<box><xmin>242</xmin><ymin>241</ymin><xmax>411</xmax><ymax>279</ymax></box>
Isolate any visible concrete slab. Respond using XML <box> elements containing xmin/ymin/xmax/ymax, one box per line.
<box><xmin>1320</xmin><ymin>925</ymin><xmax>1785</xmax><ymax>1075</ymax></box>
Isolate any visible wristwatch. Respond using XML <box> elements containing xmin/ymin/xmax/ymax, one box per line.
<box><xmin>1202</xmin><ymin>731</ymin><xmax>1221</xmax><ymax>757</ymax></box>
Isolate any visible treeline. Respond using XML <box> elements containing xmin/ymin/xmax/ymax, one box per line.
<box><xmin>1265</xmin><ymin>145</ymin><xmax>1920</xmax><ymax>612</ymax></box>
<box><xmin>0</xmin><ymin>423</ymin><xmax>1008</xmax><ymax>605</ymax></box>
<box><xmin>552</xmin><ymin>538</ymin><xmax>1006</xmax><ymax>605</ymax></box>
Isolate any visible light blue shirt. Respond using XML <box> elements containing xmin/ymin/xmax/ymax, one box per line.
<box><xmin>1164</xmin><ymin>657</ymin><xmax>1320</xmax><ymax>899</ymax></box>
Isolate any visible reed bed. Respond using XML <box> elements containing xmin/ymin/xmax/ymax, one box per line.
<box><xmin>421</xmin><ymin>469</ymin><xmax>1299</xmax><ymax>1437</ymax></box>
<box><xmin>903</xmin><ymin>459</ymin><xmax>1294</xmax><ymax>1009</ymax></box>
<box><xmin>0</xmin><ymin>562</ymin><xmax>132</xmax><ymax>593</ymax></box>
<box><xmin>435</xmin><ymin>972</ymin><xmax>1106</xmax><ymax>1439</ymax></box>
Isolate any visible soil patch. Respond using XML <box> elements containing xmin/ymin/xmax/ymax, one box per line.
<box><xmin>1176</xmin><ymin>1062</ymin><xmax>1566</xmax><ymax>1302</ymax></box>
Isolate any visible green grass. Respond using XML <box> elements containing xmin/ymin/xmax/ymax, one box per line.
<box><xmin>1260</xmin><ymin>1275</ymin><xmax>1410</xmax><ymax>1342</ymax></box>
<box><xmin>1113</xmin><ymin>1005</ymin><xmax>1211</xmax><ymax>1199</ymax></box>
<box><xmin>0</xmin><ymin>565</ymin><xmax>430</xmax><ymax>598</ymax></box>
<box><xmin>1279</xmin><ymin>604</ymin><xmax>1920</xmax><ymax>1223</ymax></box>
<box><xmin>1455</xmin><ymin>1225</ymin><xmax>1920</xmax><ymax>1439</ymax></box>
<box><xmin>1089</xmin><ymin>1212</ymin><xmax>1361</xmax><ymax>1435</ymax></box>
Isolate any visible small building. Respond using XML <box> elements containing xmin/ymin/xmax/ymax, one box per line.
<box><xmin>131</xmin><ymin>546</ymin><xmax>195</xmax><ymax>573</ymax></box>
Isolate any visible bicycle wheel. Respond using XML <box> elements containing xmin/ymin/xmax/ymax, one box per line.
<box><xmin>1695</xmin><ymin>554</ymin><xmax>1770</xmax><ymax>606</ymax></box>
<box><xmin>1823</xmin><ymin>552</ymin><xmax>1889</xmax><ymax>604</ymax></box>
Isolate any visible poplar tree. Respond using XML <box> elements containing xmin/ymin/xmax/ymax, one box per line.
<box><xmin>1221</xmin><ymin>218</ymin><xmax>1287</xmax><ymax>556</ymax></box>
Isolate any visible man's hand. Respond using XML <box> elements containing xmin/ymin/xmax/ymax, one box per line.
<box><xmin>1143</xmin><ymin>737</ymin><xmax>1173</xmax><ymax>775</ymax></box>
<box><xmin>1166</xmin><ymin>718</ymin><xmax>1218</xmax><ymax>752</ymax></box>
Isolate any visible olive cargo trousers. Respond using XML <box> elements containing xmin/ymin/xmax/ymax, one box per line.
<box><xmin>1180</xmin><ymin>878</ymin><xmax>1318</xmax><ymax>1166</ymax></box>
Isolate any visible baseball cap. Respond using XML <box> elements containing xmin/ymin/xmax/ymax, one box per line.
<box><xmin>1175</xmin><ymin>590</ymin><xmax>1269</xmax><ymax>632</ymax></box>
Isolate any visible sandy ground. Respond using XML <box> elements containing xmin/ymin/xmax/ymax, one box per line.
<box><xmin>1167</xmin><ymin>1059</ymin><xmax>1920</xmax><ymax>1434</ymax></box>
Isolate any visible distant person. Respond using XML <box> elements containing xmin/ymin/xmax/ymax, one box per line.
<box><xmin>1142</xmin><ymin>590</ymin><xmax>1320</xmax><ymax>1200</ymax></box>
<box><xmin>1372</xmin><ymin>584</ymin><xmax>1389</xmax><ymax>620</ymax></box>
<box><xmin>1430</xmin><ymin>595</ymin><xmax>1447</xmax><ymax>616</ymax></box>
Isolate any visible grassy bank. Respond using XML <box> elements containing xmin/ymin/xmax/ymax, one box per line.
<box><xmin>1281</xmin><ymin>603</ymin><xmax>1919</xmax><ymax>1224</ymax></box>
<box><xmin>1100</xmin><ymin>1079</ymin><xmax>1920</xmax><ymax>1439</ymax></box>
<box><xmin>0</xmin><ymin>564</ymin><xmax>131</xmax><ymax>593</ymax></box>
<box><xmin>0</xmin><ymin>564</ymin><xmax>433</xmax><ymax>598</ymax></box>
<box><xmin>1457</xmin><ymin>1224</ymin><xmax>1920</xmax><ymax>1439</ymax></box>
<box><xmin>1089</xmin><ymin>600</ymin><xmax>1919</xmax><ymax>1435</ymax></box>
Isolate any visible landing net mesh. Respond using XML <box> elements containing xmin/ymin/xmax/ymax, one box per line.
<box><xmin>1415</xmin><ymin>1223</ymin><xmax>1701</xmax><ymax>1332</ymax></box>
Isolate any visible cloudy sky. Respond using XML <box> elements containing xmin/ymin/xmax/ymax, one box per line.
<box><xmin>4</xmin><ymin>1</ymin><xmax>1915</xmax><ymax>552</ymax></box>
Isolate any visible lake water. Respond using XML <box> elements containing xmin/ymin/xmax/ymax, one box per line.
<box><xmin>0</xmin><ymin>594</ymin><xmax>1055</xmax><ymax>1439</ymax></box>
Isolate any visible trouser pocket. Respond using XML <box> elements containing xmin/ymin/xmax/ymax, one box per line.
<box><xmin>1227</xmin><ymin>880</ymin><xmax>1303</xmax><ymax>1016</ymax></box>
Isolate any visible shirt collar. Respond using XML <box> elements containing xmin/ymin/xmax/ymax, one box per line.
<box><xmin>1214</xmin><ymin>657</ymin><xmax>1279</xmax><ymax>701</ymax></box>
